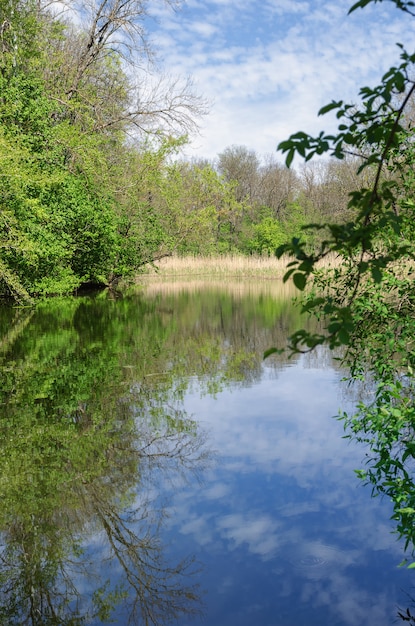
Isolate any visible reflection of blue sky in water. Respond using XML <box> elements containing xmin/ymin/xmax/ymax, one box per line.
<box><xmin>163</xmin><ymin>353</ymin><xmax>412</xmax><ymax>626</ymax></box>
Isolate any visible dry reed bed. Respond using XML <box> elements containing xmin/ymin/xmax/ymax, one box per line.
<box><xmin>141</xmin><ymin>253</ymin><xmax>340</xmax><ymax>280</ymax></box>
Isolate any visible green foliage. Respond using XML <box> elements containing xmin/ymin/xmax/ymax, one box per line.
<box><xmin>0</xmin><ymin>1</ymin><xmax>209</xmax><ymax>301</ymax></box>
<box><xmin>250</xmin><ymin>217</ymin><xmax>286</xmax><ymax>255</ymax></box>
<box><xmin>277</xmin><ymin>21</ymin><xmax>415</xmax><ymax>352</ymax></box>
<box><xmin>276</xmin><ymin>0</ymin><xmax>415</xmax><ymax>562</ymax></box>
<box><xmin>1</xmin><ymin>0</ymin><xmax>354</xmax><ymax>295</ymax></box>
<box><xmin>0</xmin><ymin>122</ymin><xmax>119</xmax><ymax>297</ymax></box>
<box><xmin>166</xmin><ymin>163</ymin><xmax>223</xmax><ymax>255</ymax></box>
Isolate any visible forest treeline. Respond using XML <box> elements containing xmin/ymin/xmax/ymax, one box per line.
<box><xmin>0</xmin><ymin>0</ymin><xmax>369</xmax><ymax>303</ymax></box>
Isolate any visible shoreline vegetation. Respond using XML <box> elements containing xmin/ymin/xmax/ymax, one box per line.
<box><xmin>140</xmin><ymin>253</ymin><xmax>340</xmax><ymax>280</ymax></box>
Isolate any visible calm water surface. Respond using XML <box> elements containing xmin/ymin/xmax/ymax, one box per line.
<box><xmin>0</xmin><ymin>280</ymin><xmax>413</xmax><ymax>625</ymax></box>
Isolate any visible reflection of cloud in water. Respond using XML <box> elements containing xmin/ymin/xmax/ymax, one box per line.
<box><xmin>278</xmin><ymin>502</ymin><xmax>320</xmax><ymax>517</ymax></box>
<box><xmin>170</xmin><ymin>356</ymin><xmax>401</xmax><ymax>561</ymax></box>
<box><xmin>162</xmin><ymin>354</ymin><xmax>410</xmax><ymax>626</ymax></box>
<box><xmin>283</xmin><ymin>540</ymin><xmax>359</xmax><ymax>579</ymax></box>
<box><xmin>188</xmin><ymin>363</ymin><xmax>354</xmax><ymax>485</ymax></box>
<box><xmin>216</xmin><ymin>513</ymin><xmax>280</xmax><ymax>559</ymax></box>
<box><xmin>204</xmin><ymin>482</ymin><xmax>230</xmax><ymax>500</ymax></box>
<box><xmin>180</xmin><ymin>513</ymin><xmax>217</xmax><ymax>547</ymax></box>
<box><xmin>299</xmin><ymin>570</ymin><xmax>394</xmax><ymax>626</ymax></box>
<box><xmin>217</xmin><ymin>575</ymin><xmax>234</xmax><ymax>594</ymax></box>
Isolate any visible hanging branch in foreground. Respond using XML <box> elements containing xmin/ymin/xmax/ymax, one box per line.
<box><xmin>268</xmin><ymin>0</ymin><xmax>415</xmax><ymax>574</ymax></box>
<box><xmin>269</xmin><ymin>31</ymin><xmax>415</xmax><ymax>355</ymax></box>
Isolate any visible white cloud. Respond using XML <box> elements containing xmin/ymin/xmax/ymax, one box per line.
<box><xmin>263</xmin><ymin>0</ymin><xmax>310</xmax><ymax>17</ymax></box>
<box><xmin>144</xmin><ymin>0</ymin><xmax>415</xmax><ymax>160</ymax></box>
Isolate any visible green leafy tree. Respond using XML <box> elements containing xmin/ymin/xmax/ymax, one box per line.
<box><xmin>249</xmin><ymin>217</ymin><xmax>286</xmax><ymax>255</ymax></box>
<box><xmin>0</xmin><ymin>0</ymin><xmax>207</xmax><ymax>302</ymax></box>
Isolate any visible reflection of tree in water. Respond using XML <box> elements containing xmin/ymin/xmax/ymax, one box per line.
<box><xmin>0</xmin><ymin>286</ymin><xmax>300</xmax><ymax>624</ymax></box>
<box><xmin>148</xmin><ymin>284</ymin><xmax>305</xmax><ymax>391</ymax></box>
<box><xmin>0</xmin><ymin>399</ymin><xmax>206</xmax><ymax>625</ymax></box>
<box><xmin>396</xmin><ymin>585</ymin><xmax>415</xmax><ymax>625</ymax></box>
<box><xmin>398</xmin><ymin>607</ymin><xmax>415</xmax><ymax>624</ymax></box>
<box><xmin>0</xmin><ymin>298</ymin><xmax>209</xmax><ymax>625</ymax></box>
<box><xmin>0</xmin><ymin>438</ymin><xmax>204</xmax><ymax>624</ymax></box>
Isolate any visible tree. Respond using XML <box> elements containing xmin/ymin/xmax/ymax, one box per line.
<box><xmin>257</xmin><ymin>153</ymin><xmax>298</xmax><ymax>220</ymax></box>
<box><xmin>42</xmin><ymin>0</ymin><xmax>207</xmax><ymax>139</ymax></box>
<box><xmin>273</xmin><ymin>0</ymin><xmax>415</xmax><ymax>562</ymax></box>
<box><xmin>0</xmin><ymin>0</ymin><xmax>207</xmax><ymax>301</ymax></box>
<box><xmin>157</xmin><ymin>160</ymin><xmax>222</xmax><ymax>255</ymax></box>
<box><xmin>0</xmin><ymin>295</ymin><xmax>209</xmax><ymax>624</ymax></box>
<box><xmin>249</xmin><ymin>217</ymin><xmax>286</xmax><ymax>255</ymax></box>
<box><xmin>217</xmin><ymin>145</ymin><xmax>260</xmax><ymax>204</ymax></box>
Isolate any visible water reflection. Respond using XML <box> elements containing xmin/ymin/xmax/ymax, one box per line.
<box><xmin>0</xmin><ymin>297</ymin><xmax>210</xmax><ymax>624</ymax></box>
<box><xmin>0</xmin><ymin>282</ymin><xmax>413</xmax><ymax>625</ymax></box>
<box><xmin>162</xmin><ymin>358</ymin><xmax>412</xmax><ymax>626</ymax></box>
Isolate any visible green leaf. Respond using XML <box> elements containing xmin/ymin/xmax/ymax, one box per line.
<box><xmin>338</xmin><ymin>328</ymin><xmax>350</xmax><ymax>345</ymax></box>
<box><xmin>371</xmin><ymin>267</ymin><xmax>383</xmax><ymax>284</ymax></box>
<box><xmin>293</xmin><ymin>272</ymin><xmax>307</xmax><ymax>291</ymax></box>
<box><xmin>301</xmin><ymin>296</ymin><xmax>325</xmax><ymax>312</ymax></box>
<box><xmin>277</xmin><ymin>140</ymin><xmax>294</xmax><ymax>151</ymax></box>
<box><xmin>286</xmin><ymin>149</ymin><xmax>295</xmax><ymax>168</ymax></box>
<box><xmin>283</xmin><ymin>267</ymin><xmax>296</xmax><ymax>283</ymax></box>
<box><xmin>263</xmin><ymin>347</ymin><xmax>283</xmax><ymax>359</ymax></box>
<box><xmin>318</xmin><ymin>101</ymin><xmax>343</xmax><ymax>116</ymax></box>
<box><xmin>354</xmin><ymin>469</ymin><xmax>367</xmax><ymax>479</ymax></box>
<box><xmin>402</xmin><ymin>448</ymin><xmax>414</xmax><ymax>463</ymax></box>
<box><xmin>348</xmin><ymin>0</ymin><xmax>373</xmax><ymax>13</ymax></box>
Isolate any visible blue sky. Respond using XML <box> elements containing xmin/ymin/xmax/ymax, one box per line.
<box><xmin>145</xmin><ymin>0</ymin><xmax>415</xmax><ymax>162</ymax></box>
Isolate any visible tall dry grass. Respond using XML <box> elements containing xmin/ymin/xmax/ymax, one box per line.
<box><xmin>141</xmin><ymin>253</ymin><xmax>340</xmax><ymax>280</ymax></box>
